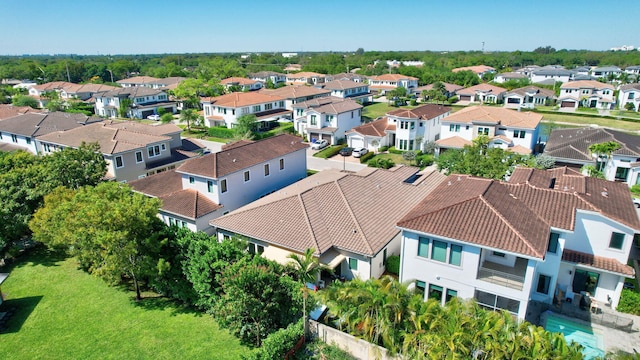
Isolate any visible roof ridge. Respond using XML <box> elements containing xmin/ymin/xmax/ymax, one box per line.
<box><xmin>297</xmin><ymin>193</ymin><xmax>323</xmax><ymax>256</ymax></box>
<box><xmin>335</xmin><ymin>177</ymin><xmax>373</xmax><ymax>254</ymax></box>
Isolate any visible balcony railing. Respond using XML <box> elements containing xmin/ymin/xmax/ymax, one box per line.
<box><xmin>476</xmin><ymin>257</ymin><xmax>528</xmax><ymax>291</ymax></box>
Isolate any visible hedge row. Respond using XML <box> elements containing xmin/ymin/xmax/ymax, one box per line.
<box><xmin>207</xmin><ymin>126</ymin><xmax>236</xmax><ymax>138</ymax></box>
<box><xmin>385</xmin><ymin>255</ymin><xmax>400</xmax><ymax>275</ymax></box>
<box><xmin>359</xmin><ymin>151</ymin><xmax>375</xmax><ymax>164</ymax></box>
<box><xmin>255</xmin><ymin>123</ymin><xmax>295</xmax><ymax>139</ymax></box>
<box><xmin>242</xmin><ymin>319</ymin><xmax>304</xmax><ymax>360</ymax></box>
<box><xmin>313</xmin><ymin>144</ymin><xmax>346</xmax><ymax>159</ymax></box>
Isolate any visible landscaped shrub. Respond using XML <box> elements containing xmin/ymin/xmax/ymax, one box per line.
<box><xmin>241</xmin><ymin>319</ymin><xmax>303</xmax><ymax>360</ymax></box>
<box><xmin>378</xmin><ymin>145</ymin><xmax>390</xmax><ymax>152</ymax></box>
<box><xmin>416</xmin><ymin>154</ymin><xmax>435</xmax><ymax>167</ymax></box>
<box><xmin>368</xmin><ymin>157</ymin><xmax>395</xmax><ymax>169</ymax></box>
<box><xmin>617</xmin><ymin>289</ymin><xmax>640</xmax><ymax>315</ymax></box>
<box><xmin>388</xmin><ymin>147</ymin><xmax>403</xmax><ymax>154</ymax></box>
<box><xmin>207</xmin><ymin>126</ymin><xmax>236</xmax><ymax>138</ymax></box>
<box><xmin>447</xmin><ymin>96</ymin><xmax>459</xmax><ymax>104</ymax></box>
<box><xmin>314</xmin><ymin>144</ymin><xmax>346</xmax><ymax>159</ymax></box>
<box><xmin>385</xmin><ymin>255</ymin><xmax>400</xmax><ymax>275</ymax></box>
<box><xmin>631</xmin><ymin>184</ymin><xmax>640</xmax><ymax>197</ymax></box>
<box><xmin>359</xmin><ymin>151</ymin><xmax>375</xmax><ymax>164</ymax></box>
<box><xmin>255</xmin><ymin>123</ymin><xmax>295</xmax><ymax>140</ymax></box>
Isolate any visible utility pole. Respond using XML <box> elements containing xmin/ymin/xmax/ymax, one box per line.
<box><xmin>482</xmin><ymin>41</ymin><xmax>485</xmax><ymax>52</ymax></box>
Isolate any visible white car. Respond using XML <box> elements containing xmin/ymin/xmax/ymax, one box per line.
<box><xmin>352</xmin><ymin>147</ymin><xmax>368</xmax><ymax>158</ymax></box>
<box><xmin>311</xmin><ymin>139</ymin><xmax>329</xmax><ymax>150</ymax></box>
<box><xmin>633</xmin><ymin>198</ymin><xmax>640</xmax><ymax>208</ymax></box>
<box><xmin>147</xmin><ymin>114</ymin><xmax>161</xmax><ymax>121</ymax></box>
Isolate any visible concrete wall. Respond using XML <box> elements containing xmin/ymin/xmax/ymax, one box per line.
<box><xmin>309</xmin><ymin>320</ymin><xmax>400</xmax><ymax>360</ymax></box>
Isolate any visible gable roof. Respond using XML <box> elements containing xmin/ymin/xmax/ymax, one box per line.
<box><xmin>457</xmin><ymin>83</ymin><xmax>507</xmax><ymax>95</ymax></box>
<box><xmin>544</xmin><ymin>127</ymin><xmax>640</xmax><ymax>161</ymax></box>
<box><xmin>97</xmin><ymin>86</ymin><xmax>166</xmax><ymax>98</ymax></box>
<box><xmin>306</xmin><ymin>99</ymin><xmax>362</xmax><ymax>115</ymax></box>
<box><xmin>620</xmin><ymin>83</ymin><xmax>640</xmax><ymax>92</ymax></box>
<box><xmin>387</xmin><ymin>104</ymin><xmax>450</xmax><ymax>120</ymax></box>
<box><xmin>260</xmin><ymin>85</ymin><xmax>331</xmax><ymax>99</ymax></box>
<box><xmin>452</xmin><ymin>65</ymin><xmax>495</xmax><ymax>74</ymax></box>
<box><xmin>441</xmin><ymin>105</ymin><xmax>542</xmax><ymax>129</ymax></box>
<box><xmin>0</xmin><ymin>111</ymin><xmax>102</xmax><ymax>137</ymax></box>
<box><xmin>347</xmin><ymin>117</ymin><xmax>395</xmax><ymax>137</ymax></box>
<box><xmin>287</xmin><ymin>72</ymin><xmax>325</xmax><ymax>79</ymax></box>
<box><xmin>177</xmin><ymin>133</ymin><xmax>307</xmax><ymax>178</ymax></box>
<box><xmin>0</xmin><ymin>104</ymin><xmax>36</xmax><ymax>120</ymax></box>
<box><xmin>322</xmin><ymin>80</ymin><xmax>364</xmax><ymax>91</ymax></box>
<box><xmin>506</xmin><ymin>86</ymin><xmax>556</xmax><ymax>98</ymax></box>
<box><xmin>116</xmin><ymin>76</ymin><xmax>159</xmax><ymax>85</ymax></box>
<box><xmin>369</xmin><ymin>74</ymin><xmax>418</xmax><ymax>81</ymax></box>
<box><xmin>212</xmin><ymin>167</ymin><xmax>446</xmax><ymax>256</ymax></box>
<box><xmin>201</xmin><ymin>92</ymin><xmax>284</xmax><ymax>107</ymax></box>
<box><xmin>560</xmin><ymin>80</ymin><xmax>613</xmax><ymax>90</ymax></box>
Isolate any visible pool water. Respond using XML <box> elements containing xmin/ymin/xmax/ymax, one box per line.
<box><xmin>544</xmin><ymin>313</ymin><xmax>605</xmax><ymax>360</ymax></box>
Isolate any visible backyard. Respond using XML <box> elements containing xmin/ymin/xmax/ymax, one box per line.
<box><xmin>0</xmin><ymin>248</ymin><xmax>248</xmax><ymax>359</ymax></box>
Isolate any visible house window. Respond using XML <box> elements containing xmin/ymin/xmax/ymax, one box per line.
<box><xmin>11</xmin><ymin>134</ymin><xmax>17</xmax><ymax>143</ymax></box>
<box><xmin>135</xmin><ymin>151</ymin><xmax>143</xmax><ymax>163</ymax></box>
<box><xmin>428</xmin><ymin>284</ymin><xmax>443</xmax><ymax>302</ymax></box>
<box><xmin>349</xmin><ymin>258</ymin><xmax>358</xmax><ymax>271</ymax></box>
<box><xmin>513</xmin><ymin>130</ymin><xmax>525</xmax><ymax>139</ymax></box>
<box><xmin>115</xmin><ymin>156</ymin><xmax>124</xmax><ymax>168</ymax></box>
<box><xmin>207</xmin><ymin>180</ymin><xmax>213</xmax><ymax>193</ymax></box>
<box><xmin>383</xmin><ymin>248</ymin><xmax>387</xmax><ymax>264</ymax></box>
<box><xmin>26</xmin><ymin>137</ymin><xmax>31</xmax><ymax>145</ymax></box>
<box><xmin>449</xmin><ymin>124</ymin><xmax>460</xmax><ymax>132</ymax></box>
<box><xmin>189</xmin><ymin>176</ymin><xmax>195</xmax><ymax>184</ymax></box>
<box><xmin>279</xmin><ymin>158</ymin><xmax>285</xmax><ymax>170</ymax></box>
<box><xmin>415</xmin><ymin>280</ymin><xmax>426</xmax><ymax>298</ymax></box>
<box><xmin>148</xmin><ymin>145</ymin><xmax>161</xmax><ymax>158</ymax></box>
<box><xmin>629</xmin><ymin>93</ymin><xmax>635</xmax><ymax>100</ymax></box>
<box><xmin>310</xmin><ymin>115</ymin><xmax>317</xmax><ymax>126</ymax></box>
<box><xmin>431</xmin><ymin>240</ymin><xmax>447</xmax><ymax>262</ymax></box>
<box><xmin>449</xmin><ymin>244</ymin><xmax>462</xmax><ymax>266</ymax></box>
<box><xmin>242</xmin><ymin>107</ymin><xmax>249</xmax><ymax>114</ymax></box>
<box><xmin>478</xmin><ymin>127</ymin><xmax>490</xmax><ymax>136</ymax></box>
<box><xmin>446</xmin><ymin>289</ymin><xmax>458</xmax><ymax>303</ymax></box>
<box><xmin>221</xmin><ymin>179</ymin><xmax>227</xmax><ymax>193</ymax></box>
<box><xmin>248</xmin><ymin>243</ymin><xmax>265</xmax><ymax>255</ymax></box>
<box><xmin>547</xmin><ymin>233</ymin><xmax>559</xmax><ymax>253</ymax></box>
<box><xmin>44</xmin><ymin>144</ymin><xmax>51</xmax><ymax>152</ymax></box>
<box><xmin>265</xmin><ymin>103</ymin><xmax>273</xmax><ymax>110</ymax></box>
<box><xmin>253</xmin><ymin>105</ymin><xmax>261</xmax><ymax>112</ymax></box>
<box><xmin>536</xmin><ymin>274</ymin><xmax>551</xmax><ymax>294</ymax></box>
<box><xmin>264</xmin><ymin>164</ymin><xmax>270</xmax><ymax>176</ymax></box>
<box><xmin>161</xmin><ymin>144</ymin><xmax>166</xmax><ymax>151</ymax></box>
<box><xmin>244</xmin><ymin>170</ymin><xmax>250</xmax><ymax>182</ymax></box>
<box><xmin>492</xmin><ymin>251</ymin><xmax>506</xmax><ymax>257</ymax></box>
<box><xmin>609</xmin><ymin>232</ymin><xmax>625</xmax><ymax>250</ymax></box>
<box><xmin>615</xmin><ymin>167</ymin><xmax>629</xmax><ymax>181</ymax></box>
<box><xmin>279</xmin><ymin>101</ymin><xmax>285</xmax><ymax>107</ymax></box>
<box><xmin>169</xmin><ymin>218</ymin><xmax>175</xmax><ymax>226</ymax></box>
<box><xmin>418</xmin><ymin>237</ymin><xmax>429</xmax><ymax>257</ymax></box>
<box><xmin>326</xmin><ymin>115</ymin><xmax>334</xmax><ymax>123</ymax></box>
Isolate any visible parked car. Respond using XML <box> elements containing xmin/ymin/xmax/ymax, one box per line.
<box><xmin>339</xmin><ymin>147</ymin><xmax>354</xmax><ymax>156</ymax></box>
<box><xmin>311</xmin><ymin>139</ymin><xmax>329</xmax><ymax>150</ymax></box>
<box><xmin>147</xmin><ymin>114</ymin><xmax>161</xmax><ymax>121</ymax></box>
<box><xmin>352</xmin><ymin>147</ymin><xmax>368</xmax><ymax>158</ymax></box>
<box><xmin>633</xmin><ymin>198</ymin><xmax>640</xmax><ymax>208</ymax></box>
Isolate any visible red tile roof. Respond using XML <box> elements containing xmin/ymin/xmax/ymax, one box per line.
<box><xmin>562</xmin><ymin>249</ymin><xmax>634</xmax><ymax>276</ymax></box>
<box><xmin>347</xmin><ymin>117</ymin><xmax>394</xmax><ymax>137</ymax></box>
<box><xmin>387</xmin><ymin>104</ymin><xmax>451</xmax><ymax>120</ymax></box>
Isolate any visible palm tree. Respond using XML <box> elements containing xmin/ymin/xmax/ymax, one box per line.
<box><xmin>588</xmin><ymin>141</ymin><xmax>621</xmax><ymax>172</ymax></box>
<box><xmin>180</xmin><ymin>108</ymin><xmax>199</xmax><ymax>133</ymax></box>
<box><xmin>287</xmin><ymin>248</ymin><xmax>328</xmax><ymax>341</ymax></box>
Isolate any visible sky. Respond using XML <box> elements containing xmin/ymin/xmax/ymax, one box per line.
<box><xmin>1</xmin><ymin>0</ymin><xmax>639</xmax><ymax>55</ymax></box>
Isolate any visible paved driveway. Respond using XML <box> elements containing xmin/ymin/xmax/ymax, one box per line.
<box><xmin>306</xmin><ymin>147</ymin><xmax>367</xmax><ymax>172</ymax></box>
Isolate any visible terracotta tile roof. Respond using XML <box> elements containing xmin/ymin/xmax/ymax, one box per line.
<box><xmin>221</xmin><ymin>77</ymin><xmax>258</xmax><ymax>85</ymax></box>
<box><xmin>457</xmin><ymin>84</ymin><xmax>507</xmax><ymax>95</ymax></box>
<box><xmin>492</xmin><ymin>134</ymin><xmax>513</xmax><ymax>144</ymax></box>
<box><xmin>116</xmin><ymin>76</ymin><xmax>159</xmax><ymax>84</ymax></box>
<box><xmin>562</xmin><ymin>249</ymin><xmax>634</xmax><ymax>276</ymax></box>
<box><xmin>129</xmin><ymin>169</ymin><xmax>184</xmax><ymax>197</ymax></box>
<box><xmin>322</xmin><ymin>80</ymin><xmax>362</xmax><ymax>91</ymax></box>
<box><xmin>31</xmin><ymin>81</ymin><xmax>74</xmax><ymax>92</ymax></box>
<box><xmin>0</xmin><ymin>104</ymin><xmax>36</xmax><ymax>120</ymax></box>
<box><xmin>387</xmin><ymin>104</ymin><xmax>451</xmax><ymax>120</ymax></box>
<box><xmin>292</xmin><ymin>96</ymin><xmax>345</xmax><ymax>109</ymax></box>
<box><xmin>104</xmin><ymin>120</ymin><xmax>182</xmax><ymax>136</ymax></box>
<box><xmin>212</xmin><ymin>167</ymin><xmax>446</xmax><ymax>256</ymax></box>
<box><xmin>259</xmin><ymin>85</ymin><xmax>330</xmax><ymax>99</ymax></box>
<box><xmin>177</xmin><ymin>133</ymin><xmax>307</xmax><ymax>178</ymax></box>
<box><xmin>507</xmin><ymin>144</ymin><xmax>532</xmax><ymax>154</ymax></box>
<box><xmin>435</xmin><ymin>136</ymin><xmax>472</xmax><ymax>148</ymax></box>
<box><xmin>0</xmin><ymin>111</ymin><xmax>101</xmax><ymax>137</ymax></box>
<box><xmin>506</xmin><ymin>86</ymin><xmax>556</xmax><ymax>98</ymax></box>
<box><xmin>306</xmin><ymin>99</ymin><xmax>362</xmax><ymax>115</ymax></box>
<box><xmin>560</xmin><ymin>80</ymin><xmax>614</xmax><ymax>90</ymax></box>
<box><xmin>347</xmin><ymin>117</ymin><xmax>393</xmax><ymax>137</ymax></box>
<box><xmin>369</xmin><ymin>74</ymin><xmax>418</xmax><ymax>81</ymax></box>
<box><xmin>442</xmin><ymin>105</ymin><xmax>542</xmax><ymax>129</ymax></box>
<box><xmin>415</xmin><ymin>82</ymin><xmax>463</xmax><ymax>93</ymax></box>
<box><xmin>452</xmin><ymin>65</ymin><xmax>495</xmax><ymax>74</ymax></box>
<box><xmin>202</xmin><ymin>92</ymin><xmax>284</xmax><ymax>108</ymax></box>
<box><xmin>97</xmin><ymin>86</ymin><xmax>166</xmax><ymax>98</ymax></box>
<box><xmin>544</xmin><ymin>127</ymin><xmax>640</xmax><ymax>161</ymax></box>
<box><xmin>286</xmin><ymin>72</ymin><xmax>325</xmax><ymax>79</ymax></box>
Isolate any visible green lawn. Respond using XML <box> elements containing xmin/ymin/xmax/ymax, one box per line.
<box><xmin>541</xmin><ymin>114</ymin><xmax>640</xmax><ymax>132</ymax></box>
<box><xmin>369</xmin><ymin>153</ymin><xmax>413</xmax><ymax>166</ymax></box>
<box><xmin>0</xmin><ymin>248</ymin><xmax>248</xmax><ymax>360</ymax></box>
<box><xmin>362</xmin><ymin>102</ymin><xmax>416</xmax><ymax>121</ymax></box>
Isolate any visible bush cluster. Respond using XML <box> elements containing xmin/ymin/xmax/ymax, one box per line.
<box><xmin>378</xmin><ymin>145</ymin><xmax>390</xmax><ymax>152</ymax></box>
<box><xmin>368</xmin><ymin>157</ymin><xmax>395</xmax><ymax>169</ymax></box>
<box><xmin>359</xmin><ymin>151</ymin><xmax>375</xmax><ymax>164</ymax></box>
<box><xmin>207</xmin><ymin>126</ymin><xmax>235</xmax><ymax>138</ymax></box>
<box><xmin>313</xmin><ymin>144</ymin><xmax>346</xmax><ymax>159</ymax></box>
<box><xmin>617</xmin><ymin>289</ymin><xmax>640</xmax><ymax>315</ymax></box>
<box><xmin>385</xmin><ymin>255</ymin><xmax>400</xmax><ymax>275</ymax></box>
<box><xmin>388</xmin><ymin>147</ymin><xmax>403</xmax><ymax>154</ymax></box>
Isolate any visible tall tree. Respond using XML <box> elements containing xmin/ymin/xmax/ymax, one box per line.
<box><xmin>234</xmin><ymin>114</ymin><xmax>258</xmax><ymax>139</ymax></box>
<box><xmin>588</xmin><ymin>141</ymin><xmax>621</xmax><ymax>172</ymax></box>
<box><xmin>180</xmin><ymin>108</ymin><xmax>201</xmax><ymax>132</ymax></box>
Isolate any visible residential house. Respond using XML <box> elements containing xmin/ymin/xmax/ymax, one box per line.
<box><xmin>36</xmin><ymin>120</ymin><xmax>199</xmax><ymax>182</ymax></box>
<box><xmin>504</xmin><ymin>86</ymin><xmax>556</xmax><ymax>109</ymax></box>
<box><xmin>259</xmin><ymin>85</ymin><xmax>331</xmax><ymax>109</ymax></box>
<box><xmin>573</xmin><ymin>66</ymin><xmax>592</xmax><ymax>77</ymax></box>
<box><xmin>345</xmin><ymin>117</ymin><xmax>396</xmax><ymax>152</ymax></box>
<box><xmin>543</xmin><ymin>127</ymin><xmax>640</xmax><ymax>186</ymax></box>
<box><xmin>397</xmin><ymin>167</ymin><xmax>638</xmax><ymax>319</ymax></box>
<box><xmin>249</xmin><ymin>71</ymin><xmax>286</xmax><ymax>85</ymax></box>
<box><xmin>116</xmin><ymin>76</ymin><xmax>159</xmax><ymax>87</ymax></box>
<box><xmin>212</xmin><ymin>167</ymin><xmax>446</xmax><ymax>281</ymax></box>
<box><xmin>220</xmin><ymin>77</ymin><xmax>263</xmax><ymax>92</ymax></box>
<box><xmin>28</xmin><ymin>81</ymin><xmax>120</xmax><ymax>107</ymax></box>
<box><xmin>386</xmin><ymin>104</ymin><xmax>450</xmax><ymax>151</ymax></box>
<box><xmin>592</xmin><ymin>66</ymin><xmax>622</xmax><ymax>79</ymax></box>
<box><xmin>456</xmin><ymin>84</ymin><xmax>507</xmax><ymax>104</ymax></box>
<box><xmin>285</xmin><ymin>72</ymin><xmax>326</xmax><ymax>85</ymax></box>
<box><xmin>0</xmin><ymin>111</ymin><xmax>102</xmax><ymax>154</ymax></box>
<box><xmin>367</xmin><ymin>74</ymin><xmax>418</xmax><ymax>95</ymax></box>
<box><xmin>514</xmin><ymin>65</ymin><xmax>541</xmax><ymax>78</ymax></box>
<box><xmin>436</xmin><ymin>105</ymin><xmax>542</xmax><ymax>155</ymax></box>
<box><xmin>452</xmin><ymin>65</ymin><xmax>496</xmax><ymax>78</ymax></box>
<box><xmin>414</xmin><ymin>82</ymin><xmax>463</xmax><ymax>100</ymax></box>
<box><xmin>325</xmin><ymin>73</ymin><xmax>368</xmax><ymax>83</ymax></box>
<box><xmin>146</xmin><ymin>77</ymin><xmax>186</xmax><ymax>90</ymax></box>
<box><xmin>0</xmin><ymin>104</ymin><xmax>35</xmax><ymax>121</ymax></box>
<box><xmin>200</xmin><ymin>92</ymin><xmax>290</xmax><ymax>129</ymax></box>
<box><xmin>619</xmin><ymin>83</ymin><xmax>640</xmax><ymax>111</ymax></box>
<box><xmin>131</xmin><ymin>134</ymin><xmax>307</xmax><ymax>233</ymax></box>
<box><xmin>284</xmin><ymin>64</ymin><xmax>302</xmax><ymax>72</ymax></box>
<box><xmin>320</xmin><ymin>80</ymin><xmax>372</xmax><ymax>103</ymax></box>
<box><xmin>94</xmin><ymin>87</ymin><xmax>176</xmax><ymax>119</ymax></box>
<box><xmin>624</xmin><ymin>66</ymin><xmax>640</xmax><ymax>76</ymax></box>
<box><xmin>530</xmin><ymin>67</ymin><xmax>574</xmax><ymax>84</ymax></box>
<box><xmin>292</xmin><ymin>97</ymin><xmax>362</xmax><ymax>145</ymax></box>
<box><xmin>493</xmin><ymin>72</ymin><xmax>528</xmax><ymax>84</ymax></box>
<box><xmin>557</xmin><ymin>80</ymin><xmax>615</xmax><ymax>110</ymax></box>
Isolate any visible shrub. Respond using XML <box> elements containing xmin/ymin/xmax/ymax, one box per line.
<box><xmin>255</xmin><ymin>123</ymin><xmax>295</xmax><ymax>140</ymax></box>
<box><xmin>359</xmin><ymin>151</ymin><xmax>375</xmax><ymax>164</ymax></box>
<box><xmin>241</xmin><ymin>319</ymin><xmax>304</xmax><ymax>360</ymax></box>
<box><xmin>630</xmin><ymin>184</ymin><xmax>640</xmax><ymax>197</ymax></box>
<box><xmin>207</xmin><ymin>126</ymin><xmax>236</xmax><ymax>139</ymax></box>
<box><xmin>416</xmin><ymin>154</ymin><xmax>435</xmax><ymax>167</ymax></box>
<box><xmin>314</xmin><ymin>144</ymin><xmax>346</xmax><ymax>159</ymax></box>
<box><xmin>388</xmin><ymin>147</ymin><xmax>403</xmax><ymax>154</ymax></box>
<box><xmin>410</xmin><ymin>99</ymin><xmax>418</xmax><ymax>106</ymax></box>
<box><xmin>378</xmin><ymin>145</ymin><xmax>390</xmax><ymax>152</ymax></box>
<box><xmin>160</xmin><ymin>113</ymin><xmax>174</xmax><ymax>123</ymax></box>
<box><xmin>385</xmin><ymin>255</ymin><xmax>400</xmax><ymax>275</ymax></box>
<box><xmin>368</xmin><ymin>157</ymin><xmax>395</xmax><ymax>169</ymax></box>
<box><xmin>157</xmin><ymin>107</ymin><xmax>167</xmax><ymax>115</ymax></box>
<box><xmin>447</xmin><ymin>96</ymin><xmax>459</xmax><ymax>104</ymax></box>
<box><xmin>617</xmin><ymin>289</ymin><xmax>640</xmax><ymax>315</ymax></box>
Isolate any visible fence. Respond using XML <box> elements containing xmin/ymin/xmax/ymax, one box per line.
<box><xmin>308</xmin><ymin>320</ymin><xmax>401</xmax><ymax>360</ymax></box>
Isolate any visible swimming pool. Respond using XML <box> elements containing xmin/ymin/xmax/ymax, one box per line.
<box><xmin>544</xmin><ymin>313</ymin><xmax>605</xmax><ymax>360</ymax></box>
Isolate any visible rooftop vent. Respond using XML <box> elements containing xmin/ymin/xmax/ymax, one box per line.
<box><xmin>549</xmin><ymin>177</ymin><xmax>556</xmax><ymax>189</ymax></box>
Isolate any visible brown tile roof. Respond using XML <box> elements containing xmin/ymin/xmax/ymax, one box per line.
<box><xmin>506</xmin><ymin>86</ymin><xmax>556</xmax><ymax>99</ymax></box>
<box><xmin>287</xmin><ymin>72</ymin><xmax>325</xmax><ymax>79</ymax></box>
<box><xmin>0</xmin><ymin>104</ymin><xmax>36</xmax><ymax>120</ymax></box>
<box><xmin>306</xmin><ymin>99</ymin><xmax>362</xmax><ymax>114</ymax></box>
<box><xmin>177</xmin><ymin>133</ymin><xmax>307</xmax><ymax>178</ymax></box>
<box><xmin>212</xmin><ymin>167</ymin><xmax>446</xmax><ymax>256</ymax></box>
<box><xmin>260</xmin><ymin>85</ymin><xmax>331</xmax><ymax>99</ymax></box>
<box><xmin>415</xmin><ymin>82</ymin><xmax>463</xmax><ymax>93</ymax></box>
<box><xmin>387</xmin><ymin>104</ymin><xmax>451</xmax><ymax>120</ymax></box>
<box><xmin>452</xmin><ymin>65</ymin><xmax>495</xmax><ymax>74</ymax></box>
<box><xmin>457</xmin><ymin>83</ymin><xmax>507</xmax><ymax>95</ymax></box>
<box><xmin>221</xmin><ymin>140</ymin><xmax>255</xmax><ymax>151</ymax></box>
<box><xmin>97</xmin><ymin>86</ymin><xmax>166</xmax><ymax>98</ymax></box>
<box><xmin>322</xmin><ymin>80</ymin><xmax>362</xmax><ymax>91</ymax></box>
<box><xmin>129</xmin><ymin>169</ymin><xmax>184</xmax><ymax>197</ymax></box>
<box><xmin>347</xmin><ymin>117</ymin><xmax>393</xmax><ymax>137</ymax></box>
<box><xmin>116</xmin><ymin>76</ymin><xmax>159</xmax><ymax>84</ymax></box>
<box><xmin>221</xmin><ymin>77</ymin><xmax>258</xmax><ymax>85</ymax></box>
<box><xmin>507</xmin><ymin>145</ymin><xmax>532</xmax><ymax>154</ymax></box>
<box><xmin>544</xmin><ymin>127</ymin><xmax>640</xmax><ymax>162</ymax></box>
<box><xmin>620</xmin><ymin>83</ymin><xmax>640</xmax><ymax>92</ymax></box>
<box><xmin>0</xmin><ymin>112</ymin><xmax>101</xmax><ymax>137</ymax></box>
<box><xmin>103</xmin><ymin>120</ymin><xmax>182</xmax><ymax>136</ymax></box>
<box><xmin>435</xmin><ymin>136</ymin><xmax>472</xmax><ymax>148</ymax></box>
<box><xmin>202</xmin><ymin>92</ymin><xmax>284</xmax><ymax>107</ymax></box>
<box><xmin>31</xmin><ymin>81</ymin><xmax>74</xmax><ymax>92</ymax></box>
<box><xmin>369</xmin><ymin>74</ymin><xmax>418</xmax><ymax>81</ymax></box>
<box><xmin>560</xmin><ymin>80</ymin><xmax>614</xmax><ymax>90</ymax></box>
<box><xmin>562</xmin><ymin>249</ymin><xmax>634</xmax><ymax>276</ymax></box>
<box><xmin>442</xmin><ymin>105</ymin><xmax>542</xmax><ymax>129</ymax></box>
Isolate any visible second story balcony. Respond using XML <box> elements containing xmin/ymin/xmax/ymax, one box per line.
<box><xmin>477</xmin><ymin>256</ymin><xmax>528</xmax><ymax>291</ymax></box>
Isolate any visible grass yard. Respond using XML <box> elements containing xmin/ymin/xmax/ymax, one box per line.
<box><xmin>541</xmin><ymin>113</ymin><xmax>640</xmax><ymax>132</ymax></box>
<box><xmin>362</xmin><ymin>102</ymin><xmax>416</xmax><ymax>121</ymax></box>
<box><xmin>0</xmin><ymin>248</ymin><xmax>248</xmax><ymax>360</ymax></box>
<box><xmin>369</xmin><ymin>153</ymin><xmax>413</xmax><ymax>166</ymax></box>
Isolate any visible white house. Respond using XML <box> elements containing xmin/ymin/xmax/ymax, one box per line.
<box><xmin>493</xmin><ymin>72</ymin><xmax>528</xmax><ymax>84</ymax></box>
<box><xmin>456</xmin><ymin>84</ymin><xmax>507</xmax><ymax>104</ymax></box>
<box><xmin>259</xmin><ymin>85</ymin><xmax>331</xmax><ymax>110</ymax></box>
<box><xmin>624</xmin><ymin>66</ymin><xmax>640</xmax><ymax>76</ymax></box>
<box><xmin>325</xmin><ymin>73</ymin><xmax>368</xmax><ymax>83</ymax></box>
<box><xmin>368</xmin><ymin>74</ymin><xmax>418</xmax><ymax>95</ymax></box>
<box><xmin>557</xmin><ymin>80</ymin><xmax>615</xmax><ymax>110</ymax></box>
<box><xmin>220</xmin><ymin>77</ymin><xmax>263</xmax><ymax>92</ymax></box>
<box><xmin>293</xmin><ymin>97</ymin><xmax>362</xmax><ymax>145</ymax></box>
<box><xmin>530</xmin><ymin>67</ymin><xmax>574</xmax><ymax>84</ymax></box>
<box><xmin>504</xmin><ymin>86</ymin><xmax>556</xmax><ymax>109</ymax></box>
<box><xmin>130</xmin><ymin>134</ymin><xmax>308</xmax><ymax>233</ymax></box>
<box><xmin>345</xmin><ymin>117</ymin><xmax>396</xmax><ymax>152</ymax></box>
<box><xmin>36</xmin><ymin>121</ymin><xmax>198</xmax><ymax>182</ymax></box>
<box><xmin>436</xmin><ymin>105</ymin><xmax>542</xmax><ymax>155</ymax></box>
<box><xmin>320</xmin><ymin>80</ymin><xmax>372</xmax><ymax>103</ymax></box>
<box><xmin>94</xmin><ymin>87</ymin><xmax>176</xmax><ymax>119</ymax></box>
<box><xmin>398</xmin><ymin>167</ymin><xmax>638</xmax><ymax>319</ymax></box>
<box><xmin>212</xmin><ymin>167</ymin><xmax>446</xmax><ymax>281</ymax></box>
<box><xmin>27</xmin><ymin>81</ymin><xmax>120</xmax><ymax>107</ymax></box>
<box><xmin>619</xmin><ymin>83</ymin><xmax>640</xmax><ymax>111</ymax></box>
<box><xmin>386</xmin><ymin>104</ymin><xmax>450</xmax><ymax>151</ymax></box>
<box><xmin>0</xmin><ymin>112</ymin><xmax>102</xmax><ymax>155</ymax></box>
<box><xmin>285</xmin><ymin>72</ymin><xmax>326</xmax><ymax>85</ymax></box>
<box><xmin>201</xmin><ymin>92</ymin><xmax>290</xmax><ymax>129</ymax></box>
<box><xmin>249</xmin><ymin>71</ymin><xmax>287</xmax><ymax>85</ymax></box>
<box><xmin>592</xmin><ymin>66</ymin><xmax>622</xmax><ymax>79</ymax></box>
